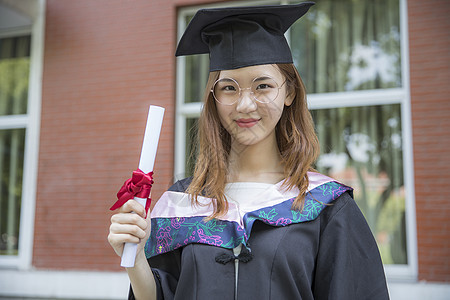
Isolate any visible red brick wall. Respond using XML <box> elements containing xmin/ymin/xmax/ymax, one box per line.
<box><xmin>408</xmin><ymin>0</ymin><xmax>450</xmax><ymax>282</ymax></box>
<box><xmin>35</xmin><ymin>0</ymin><xmax>178</xmax><ymax>270</ymax></box>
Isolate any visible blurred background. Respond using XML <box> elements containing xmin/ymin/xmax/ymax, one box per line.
<box><xmin>0</xmin><ymin>0</ymin><xmax>448</xmax><ymax>299</ymax></box>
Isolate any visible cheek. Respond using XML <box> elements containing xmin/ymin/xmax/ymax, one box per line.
<box><xmin>262</xmin><ymin>100</ymin><xmax>285</xmax><ymax>122</ymax></box>
<box><xmin>216</xmin><ymin>106</ymin><xmax>234</xmax><ymax>130</ymax></box>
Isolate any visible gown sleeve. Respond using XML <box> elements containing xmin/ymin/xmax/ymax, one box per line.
<box><xmin>128</xmin><ymin>248</ymin><xmax>182</xmax><ymax>300</ymax></box>
<box><xmin>313</xmin><ymin>192</ymin><xmax>390</xmax><ymax>299</ymax></box>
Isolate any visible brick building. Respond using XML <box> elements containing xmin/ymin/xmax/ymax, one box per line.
<box><xmin>0</xmin><ymin>0</ymin><xmax>448</xmax><ymax>298</ymax></box>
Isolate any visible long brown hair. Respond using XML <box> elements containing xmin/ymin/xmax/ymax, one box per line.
<box><xmin>187</xmin><ymin>63</ymin><xmax>320</xmax><ymax>218</ymax></box>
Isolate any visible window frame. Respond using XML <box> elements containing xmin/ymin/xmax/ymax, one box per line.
<box><xmin>0</xmin><ymin>0</ymin><xmax>45</xmax><ymax>270</ymax></box>
<box><xmin>175</xmin><ymin>0</ymin><xmax>417</xmax><ymax>280</ymax></box>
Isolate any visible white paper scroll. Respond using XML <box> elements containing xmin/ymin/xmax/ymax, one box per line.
<box><xmin>121</xmin><ymin>105</ymin><xmax>165</xmax><ymax>268</ymax></box>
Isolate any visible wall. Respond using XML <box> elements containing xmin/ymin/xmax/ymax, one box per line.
<box><xmin>34</xmin><ymin>0</ymin><xmax>178</xmax><ymax>270</ymax></box>
<box><xmin>408</xmin><ymin>0</ymin><xmax>450</xmax><ymax>282</ymax></box>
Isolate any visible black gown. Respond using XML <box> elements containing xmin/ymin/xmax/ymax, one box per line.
<box><xmin>129</xmin><ymin>173</ymin><xmax>389</xmax><ymax>299</ymax></box>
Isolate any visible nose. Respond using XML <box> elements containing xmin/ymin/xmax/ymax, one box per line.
<box><xmin>236</xmin><ymin>89</ymin><xmax>257</xmax><ymax>113</ymax></box>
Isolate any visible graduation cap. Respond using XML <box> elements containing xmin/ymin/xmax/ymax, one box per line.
<box><xmin>175</xmin><ymin>2</ymin><xmax>315</xmax><ymax>71</ymax></box>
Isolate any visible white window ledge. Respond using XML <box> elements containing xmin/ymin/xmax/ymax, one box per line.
<box><xmin>0</xmin><ymin>269</ymin><xmax>129</xmax><ymax>299</ymax></box>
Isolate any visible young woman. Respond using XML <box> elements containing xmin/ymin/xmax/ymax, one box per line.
<box><xmin>108</xmin><ymin>3</ymin><xmax>390</xmax><ymax>299</ymax></box>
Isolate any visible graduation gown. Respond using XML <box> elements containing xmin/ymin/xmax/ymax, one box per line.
<box><xmin>129</xmin><ymin>172</ymin><xmax>389</xmax><ymax>299</ymax></box>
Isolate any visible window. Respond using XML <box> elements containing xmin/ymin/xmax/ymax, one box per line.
<box><xmin>0</xmin><ymin>35</ymin><xmax>30</xmax><ymax>256</ymax></box>
<box><xmin>311</xmin><ymin>104</ymin><xmax>406</xmax><ymax>265</ymax></box>
<box><xmin>176</xmin><ymin>0</ymin><xmax>415</xmax><ymax>279</ymax></box>
<box><xmin>0</xmin><ymin>1</ymin><xmax>45</xmax><ymax>269</ymax></box>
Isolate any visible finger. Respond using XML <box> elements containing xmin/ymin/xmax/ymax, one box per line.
<box><xmin>111</xmin><ymin>213</ymin><xmax>148</xmax><ymax>230</ymax></box>
<box><xmin>117</xmin><ymin>199</ymin><xmax>146</xmax><ymax>217</ymax></box>
<box><xmin>110</xmin><ymin>223</ymin><xmax>147</xmax><ymax>239</ymax></box>
<box><xmin>108</xmin><ymin>232</ymin><xmax>141</xmax><ymax>245</ymax></box>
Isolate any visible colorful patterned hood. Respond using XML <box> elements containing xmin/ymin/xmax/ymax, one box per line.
<box><xmin>145</xmin><ymin>172</ymin><xmax>352</xmax><ymax>258</ymax></box>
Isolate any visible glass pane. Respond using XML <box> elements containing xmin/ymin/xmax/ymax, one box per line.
<box><xmin>184</xmin><ymin>54</ymin><xmax>209</xmax><ymax>103</ymax></box>
<box><xmin>183</xmin><ymin>14</ymin><xmax>209</xmax><ymax>103</ymax></box>
<box><xmin>290</xmin><ymin>0</ymin><xmax>401</xmax><ymax>93</ymax></box>
<box><xmin>312</xmin><ymin>104</ymin><xmax>407</xmax><ymax>264</ymax></box>
<box><xmin>0</xmin><ymin>36</ymin><xmax>31</xmax><ymax>115</ymax></box>
<box><xmin>0</xmin><ymin>128</ymin><xmax>26</xmax><ymax>255</ymax></box>
<box><xmin>185</xmin><ymin>117</ymin><xmax>198</xmax><ymax>177</ymax></box>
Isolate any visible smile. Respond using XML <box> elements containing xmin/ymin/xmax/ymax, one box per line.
<box><xmin>235</xmin><ymin>118</ymin><xmax>260</xmax><ymax>128</ymax></box>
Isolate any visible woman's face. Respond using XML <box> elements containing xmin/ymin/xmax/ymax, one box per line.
<box><xmin>214</xmin><ymin>64</ymin><xmax>294</xmax><ymax>147</ymax></box>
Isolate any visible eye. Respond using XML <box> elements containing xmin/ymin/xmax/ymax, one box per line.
<box><xmin>214</xmin><ymin>78</ymin><xmax>239</xmax><ymax>94</ymax></box>
<box><xmin>222</xmin><ymin>85</ymin><xmax>237</xmax><ymax>92</ymax></box>
<box><xmin>256</xmin><ymin>83</ymin><xmax>271</xmax><ymax>90</ymax></box>
<box><xmin>253</xmin><ymin>76</ymin><xmax>278</xmax><ymax>92</ymax></box>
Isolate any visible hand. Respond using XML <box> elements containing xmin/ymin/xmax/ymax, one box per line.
<box><xmin>108</xmin><ymin>199</ymin><xmax>151</xmax><ymax>257</ymax></box>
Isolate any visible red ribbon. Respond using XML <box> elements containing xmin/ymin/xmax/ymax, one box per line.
<box><xmin>110</xmin><ymin>169</ymin><xmax>154</xmax><ymax>216</ymax></box>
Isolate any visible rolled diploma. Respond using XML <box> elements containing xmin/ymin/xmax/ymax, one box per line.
<box><xmin>121</xmin><ymin>105</ymin><xmax>165</xmax><ymax>268</ymax></box>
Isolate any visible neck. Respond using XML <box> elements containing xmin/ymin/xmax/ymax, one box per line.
<box><xmin>227</xmin><ymin>132</ymin><xmax>285</xmax><ymax>184</ymax></box>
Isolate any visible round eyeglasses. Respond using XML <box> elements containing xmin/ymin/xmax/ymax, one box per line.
<box><xmin>211</xmin><ymin>75</ymin><xmax>286</xmax><ymax>105</ymax></box>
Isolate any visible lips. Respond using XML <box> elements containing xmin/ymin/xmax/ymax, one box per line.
<box><xmin>235</xmin><ymin>118</ymin><xmax>260</xmax><ymax>128</ymax></box>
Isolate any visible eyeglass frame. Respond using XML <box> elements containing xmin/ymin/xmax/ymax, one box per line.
<box><xmin>210</xmin><ymin>75</ymin><xmax>287</xmax><ymax>106</ymax></box>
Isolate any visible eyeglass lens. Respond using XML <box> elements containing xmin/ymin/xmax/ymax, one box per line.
<box><xmin>213</xmin><ymin>76</ymin><xmax>280</xmax><ymax>105</ymax></box>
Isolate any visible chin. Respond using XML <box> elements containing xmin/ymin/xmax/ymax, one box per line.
<box><xmin>231</xmin><ymin>130</ymin><xmax>267</xmax><ymax>147</ymax></box>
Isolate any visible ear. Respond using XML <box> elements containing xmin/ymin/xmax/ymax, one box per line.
<box><xmin>284</xmin><ymin>85</ymin><xmax>295</xmax><ymax>107</ymax></box>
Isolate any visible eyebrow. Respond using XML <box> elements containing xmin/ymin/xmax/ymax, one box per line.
<box><xmin>218</xmin><ymin>76</ymin><xmax>275</xmax><ymax>83</ymax></box>
<box><xmin>253</xmin><ymin>76</ymin><xmax>273</xmax><ymax>82</ymax></box>
<box><xmin>218</xmin><ymin>78</ymin><xmax>236</xmax><ymax>82</ymax></box>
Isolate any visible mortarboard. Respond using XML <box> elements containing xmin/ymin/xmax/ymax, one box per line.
<box><xmin>175</xmin><ymin>2</ymin><xmax>315</xmax><ymax>71</ymax></box>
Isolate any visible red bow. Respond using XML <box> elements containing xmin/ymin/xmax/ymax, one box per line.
<box><xmin>110</xmin><ymin>169</ymin><xmax>154</xmax><ymax>216</ymax></box>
